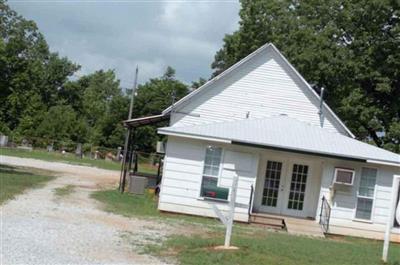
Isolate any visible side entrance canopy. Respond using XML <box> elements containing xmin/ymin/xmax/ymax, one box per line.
<box><xmin>119</xmin><ymin>112</ymin><xmax>170</xmax><ymax>192</ymax></box>
<box><xmin>124</xmin><ymin>113</ymin><xmax>170</xmax><ymax>128</ymax></box>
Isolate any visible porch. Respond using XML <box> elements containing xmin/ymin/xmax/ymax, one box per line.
<box><xmin>249</xmin><ymin>212</ymin><xmax>325</xmax><ymax>237</ymax></box>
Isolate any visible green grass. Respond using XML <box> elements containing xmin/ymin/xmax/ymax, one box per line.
<box><xmin>0</xmin><ymin>147</ymin><xmax>158</xmax><ymax>174</ymax></box>
<box><xmin>54</xmin><ymin>185</ymin><xmax>75</xmax><ymax>197</ymax></box>
<box><xmin>147</xmin><ymin>232</ymin><xmax>400</xmax><ymax>265</ymax></box>
<box><xmin>91</xmin><ymin>189</ymin><xmax>221</xmax><ymax>225</ymax></box>
<box><xmin>91</xmin><ymin>189</ymin><xmax>160</xmax><ymax>217</ymax></box>
<box><xmin>0</xmin><ymin>164</ymin><xmax>55</xmax><ymax>204</ymax></box>
<box><xmin>0</xmin><ymin>147</ymin><xmax>122</xmax><ymax>170</ymax></box>
<box><xmin>93</xmin><ymin>188</ymin><xmax>400</xmax><ymax>265</ymax></box>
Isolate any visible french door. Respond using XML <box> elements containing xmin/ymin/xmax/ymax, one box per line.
<box><xmin>259</xmin><ymin>158</ymin><xmax>311</xmax><ymax>217</ymax></box>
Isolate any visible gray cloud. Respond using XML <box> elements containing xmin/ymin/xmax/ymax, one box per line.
<box><xmin>9</xmin><ymin>1</ymin><xmax>240</xmax><ymax>87</ymax></box>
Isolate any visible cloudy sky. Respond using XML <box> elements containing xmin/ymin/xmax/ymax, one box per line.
<box><xmin>9</xmin><ymin>0</ymin><xmax>240</xmax><ymax>88</ymax></box>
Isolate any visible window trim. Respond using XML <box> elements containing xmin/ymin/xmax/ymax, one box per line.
<box><xmin>354</xmin><ymin>167</ymin><xmax>378</xmax><ymax>222</ymax></box>
<box><xmin>199</xmin><ymin>145</ymin><xmax>229</xmax><ymax>201</ymax></box>
<box><xmin>333</xmin><ymin>167</ymin><xmax>355</xmax><ymax>186</ymax></box>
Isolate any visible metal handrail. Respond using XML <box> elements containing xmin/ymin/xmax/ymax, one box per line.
<box><xmin>248</xmin><ymin>184</ymin><xmax>254</xmax><ymax>216</ymax></box>
<box><xmin>319</xmin><ymin>196</ymin><xmax>331</xmax><ymax>233</ymax></box>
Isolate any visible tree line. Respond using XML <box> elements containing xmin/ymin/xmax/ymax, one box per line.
<box><xmin>0</xmin><ymin>0</ymin><xmax>398</xmax><ymax>154</ymax></box>
<box><xmin>0</xmin><ymin>1</ymin><xmax>190</xmax><ymax>153</ymax></box>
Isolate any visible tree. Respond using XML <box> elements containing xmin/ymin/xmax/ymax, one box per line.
<box><xmin>71</xmin><ymin>70</ymin><xmax>129</xmax><ymax>147</ymax></box>
<box><xmin>34</xmin><ymin>105</ymin><xmax>87</xmax><ymax>149</ymax></box>
<box><xmin>132</xmin><ymin>67</ymin><xmax>189</xmax><ymax>152</ymax></box>
<box><xmin>212</xmin><ymin>0</ymin><xmax>400</xmax><ymax>153</ymax></box>
<box><xmin>0</xmin><ymin>1</ymin><xmax>79</xmax><ymax>135</ymax></box>
<box><xmin>191</xmin><ymin>77</ymin><xmax>207</xmax><ymax>89</ymax></box>
<box><xmin>133</xmin><ymin>66</ymin><xmax>188</xmax><ymax>117</ymax></box>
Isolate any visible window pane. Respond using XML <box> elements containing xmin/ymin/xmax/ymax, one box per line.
<box><xmin>358</xmin><ymin>168</ymin><xmax>377</xmax><ymax>198</ymax></box>
<box><xmin>355</xmin><ymin>198</ymin><xmax>373</xmax><ymax>220</ymax></box>
<box><xmin>203</xmin><ymin>165</ymin><xmax>212</xmax><ymax>176</ymax></box>
<box><xmin>203</xmin><ymin>146</ymin><xmax>222</xmax><ymax>177</ymax></box>
<box><xmin>200</xmin><ymin>176</ymin><xmax>228</xmax><ymax>200</ymax></box>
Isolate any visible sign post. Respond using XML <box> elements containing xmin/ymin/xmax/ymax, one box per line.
<box><xmin>211</xmin><ymin>175</ymin><xmax>239</xmax><ymax>250</ymax></box>
<box><xmin>382</xmin><ymin>175</ymin><xmax>400</xmax><ymax>263</ymax></box>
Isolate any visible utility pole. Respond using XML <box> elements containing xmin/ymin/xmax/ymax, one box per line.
<box><xmin>169</xmin><ymin>89</ymin><xmax>176</xmax><ymax>126</ymax></box>
<box><xmin>128</xmin><ymin>66</ymin><xmax>139</xmax><ymax>120</ymax></box>
<box><xmin>119</xmin><ymin>66</ymin><xmax>139</xmax><ymax>193</ymax></box>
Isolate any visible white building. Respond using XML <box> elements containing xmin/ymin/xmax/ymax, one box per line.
<box><xmin>129</xmin><ymin>43</ymin><xmax>400</xmax><ymax>241</ymax></box>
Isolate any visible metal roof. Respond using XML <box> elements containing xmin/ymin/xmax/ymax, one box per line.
<box><xmin>158</xmin><ymin>115</ymin><xmax>399</xmax><ymax>166</ymax></box>
<box><xmin>124</xmin><ymin>113</ymin><xmax>169</xmax><ymax>128</ymax></box>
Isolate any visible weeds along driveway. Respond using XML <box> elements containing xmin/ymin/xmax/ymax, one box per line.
<box><xmin>0</xmin><ymin>155</ymin><xmax>175</xmax><ymax>265</ymax></box>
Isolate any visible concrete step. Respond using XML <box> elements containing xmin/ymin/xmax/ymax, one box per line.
<box><xmin>249</xmin><ymin>214</ymin><xmax>285</xmax><ymax>229</ymax></box>
<box><xmin>285</xmin><ymin>218</ymin><xmax>325</xmax><ymax>237</ymax></box>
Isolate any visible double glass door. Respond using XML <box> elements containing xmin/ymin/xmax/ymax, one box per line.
<box><xmin>260</xmin><ymin>159</ymin><xmax>310</xmax><ymax>217</ymax></box>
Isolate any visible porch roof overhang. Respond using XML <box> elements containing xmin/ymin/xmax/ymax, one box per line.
<box><xmin>158</xmin><ymin>115</ymin><xmax>400</xmax><ymax>167</ymax></box>
<box><xmin>124</xmin><ymin>113</ymin><xmax>170</xmax><ymax>128</ymax></box>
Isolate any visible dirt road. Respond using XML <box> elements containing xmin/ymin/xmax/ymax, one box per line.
<box><xmin>0</xmin><ymin>155</ymin><xmax>173</xmax><ymax>265</ymax></box>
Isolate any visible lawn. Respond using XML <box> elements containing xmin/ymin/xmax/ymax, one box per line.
<box><xmin>93</xmin><ymin>188</ymin><xmax>400</xmax><ymax>265</ymax></box>
<box><xmin>91</xmin><ymin>189</ymin><xmax>219</xmax><ymax>225</ymax></box>
<box><xmin>0</xmin><ymin>164</ymin><xmax>55</xmax><ymax>204</ymax></box>
<box><xmin>148</xmin><ymin>232</ymin><xmax>400</xmax><ymax>265</ymax></box>
<box><xmin>0</xmin><ymin>147</ymin><xmax>159</xmax><ymax>174</ymax></box>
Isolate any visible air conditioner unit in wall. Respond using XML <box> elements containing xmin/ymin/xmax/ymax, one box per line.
<box><xmin>333</xmin><ymin>168</ymin><xmax>355</xmax><ymax>186</ymax></box>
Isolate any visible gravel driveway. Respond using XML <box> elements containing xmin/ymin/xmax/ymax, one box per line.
<box><xmin>0</xmin><ymin>156</ymin><xmax>174</xmax><ymax>265</ymax></box>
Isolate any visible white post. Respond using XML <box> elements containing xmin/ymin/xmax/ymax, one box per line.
<box><xmin>382</xmin><ymin>175</ymin><xmax>400</xmax><ymax>263</ymax></box>
<box><xmin>224</xmin><ymin>175</ymin><xmax>239</xmax><ymax>247</ymax></box>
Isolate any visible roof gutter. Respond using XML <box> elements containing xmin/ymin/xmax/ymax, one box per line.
<box><xmin>158</xmin><ymin>129</ymin><xmax>232</xmax><ymax>144</ymax></box>
<box><xmin>231</xmin><ymin>141</ymin><xmax>366</xmax><ymax>163</ymax></box>
<box><xmin>366</xmin><ymin>159</ymin><xmax>400</xmax><ymax>168</ymax></box>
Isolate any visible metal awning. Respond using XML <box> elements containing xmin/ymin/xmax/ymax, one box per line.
<box><xmin>124</xmin><ymin>113</ymin><xmax>170</xmax><ymax>128</ymax></box>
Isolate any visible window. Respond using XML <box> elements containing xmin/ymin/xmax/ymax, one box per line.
<box><xmin>355</xmin><ymin>168</ymin><xmax>377</xmax><ymax>220</ymax></box>
<box><xmin>200</xmin><ymin>146</ymin><xmax>228</xmax><ymax>200</ymax></box>
<box><xmin>334</xmin><ymin>168</ymin><xmax>355</xmax><ymax>185</ymax></box>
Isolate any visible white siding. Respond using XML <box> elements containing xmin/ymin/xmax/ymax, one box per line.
<box><xmin>170</xmin><ymin>48</ymin><xmax>347</xmax><ymax>135</ymax></box>
<box><xmin>317</xmin><ymin>159</ymin><xmax>400</xmax><ymax>240</ymax></box>
<box><xmin>158</xmin><ymin>136</ymin><xmax>259</xmax><ymax>222</ymax></box>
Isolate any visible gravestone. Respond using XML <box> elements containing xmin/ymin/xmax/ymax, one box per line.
<box><xmin>75</xmin><ymin>143</ymin><xmax>83</xmax><ymax>158</ymax></box>
<box><xmin>116</xmin><ymin>147</ymin><xmax>122</xmax><ymax>161</ymax></box>
<box><xmin>0</xmin><ymin>135</ymin><xmax>8</xmax><ymax>147</ymax></box>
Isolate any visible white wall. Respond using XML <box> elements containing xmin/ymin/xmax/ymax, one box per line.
<box><xmin>317</xmin><ymin>159</ymin><xmax>400</xmax><ymax>241</ymax></box>
<box><xmin>170</xmin><ymin>47</ymin><xmax>349</xmax><ymax>136</ymax></box>
<box><xmin>158</xmin><ymin>136</ymin><xmax>259</xmax><ymax>222</ymax></box>
<box><xmin>159</xmin><ymin>136</ymin><xmax>325</xmax><ymax>222</ymax></box>
<box><xmin>159</xmin><ymin>135</ymin><xmax>400</xmax><ymax>242</ymax></box>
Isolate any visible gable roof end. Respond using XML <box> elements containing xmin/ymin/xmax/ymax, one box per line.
<box><xmin>162</xmin><ymin>43</ymin><xmax>355</xmax><ymax>138</ymax></box>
